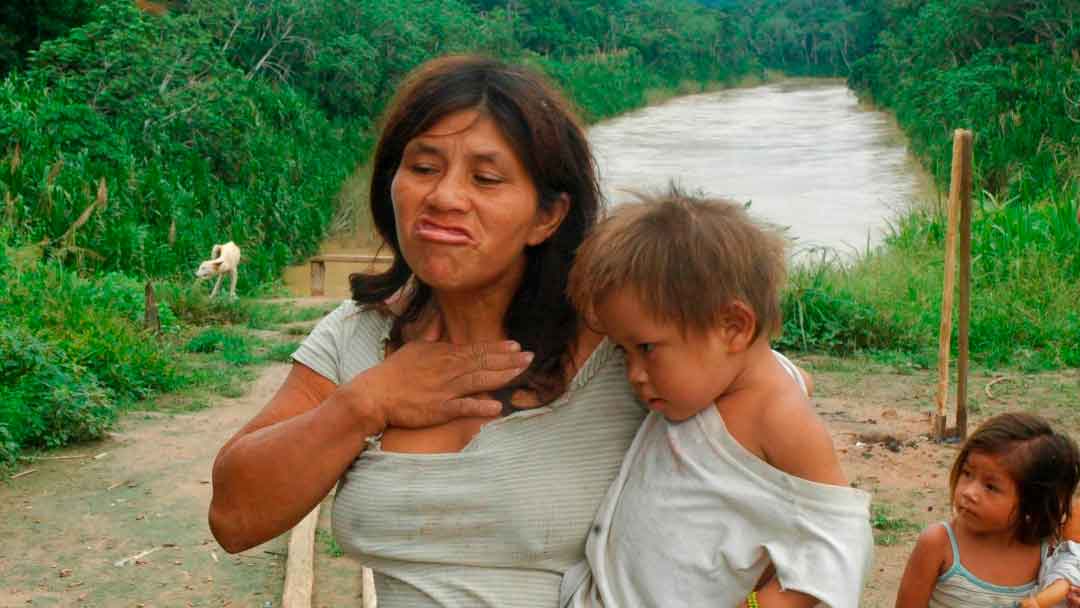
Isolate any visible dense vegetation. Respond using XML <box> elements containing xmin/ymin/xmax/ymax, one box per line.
<box><xmin>779</xmin><ymin>0</ymin><xmax>1079</xmax><ymax>370</ymax></box>
<box><xmin>2</xmin><ymin>0</ymin><xmax>1076</xmax><ymax>466</ymax></box>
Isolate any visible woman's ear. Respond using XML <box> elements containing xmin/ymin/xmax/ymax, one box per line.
<box><xmin>526</xmin><ymin>193</ymin><xmax>570</xmax><ymax>246</ymax></box>
<box><xmin>722</xmin><ymin>301</ymin><xmax>758</xmax><ymax>353</ymax></box>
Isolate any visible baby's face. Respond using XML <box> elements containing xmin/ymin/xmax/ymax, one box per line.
<box><xmin>596</xmin><ymin>288</ymin><xmax>737</xmax><ymax>422</ymax></box>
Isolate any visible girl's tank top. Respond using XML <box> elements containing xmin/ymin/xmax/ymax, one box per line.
<box><xmin>928</xmin><ymin>521</ymin><xmax>1039</xmax><ymax>608</ymax></box>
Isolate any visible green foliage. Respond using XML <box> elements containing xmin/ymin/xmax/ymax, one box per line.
<box><xmin>0</xmin><ymin>0</ymin><xmax>97</xmax><ymax>76</ymax></box>
<box><xmin>185</xmin><ymin>328</ymin><xmax>255</xmax><ymax>366</ymax></box>
<box><xmin>0</xmin><ymin>229</ymin><xmax>326</xmax><ymax>466</ymax></box>
<box><xmin>316</xmin><ymin>528</ymin><xmax>345</xmax><ymax>558</ymax></box>
<box><xmin>781</xmin><ymin>183</ymin><xmax>1080</xmax><ymax>369</ymax></box>
<box><xmin>264</xmin><ymin>341</ymin><xmax>301</xmax><ymax>363</ymax></box>
<box><xmin>0</xmin><ymin>324</ymin><xmax>114</xmax><ymax>462</ymax></box>
<box><xmin>0</xmin><ymin>257</ymin><xmax>182</xmax><ymax>405</ymax></box>
<box><xmin>870</xmin><ymin>503</ymin><xmax>920</xmax><ymax>546</ymax></box>
<box><xmin>734</xmin><ymin>0</ymin><xmax>885</xmax><ymax>75</ymax></box>
<box><xmin>785</xmin><ymin>0</ymin><xmax>1080</xmax><ymax>368</ymax></box>
<box><xmin>0</xmin><ymin>0</ymin><xmax>364</xmax><ymax>287</ymax></box>
<box><xmin>779</xmin><ymin>254</ymin><xmax>915</xmax><ymax>355</ymax></box>
<box><xmin>849</xmin><ymin>0</ymin><xmax>1078</xmax><ymax>197</ymax></box>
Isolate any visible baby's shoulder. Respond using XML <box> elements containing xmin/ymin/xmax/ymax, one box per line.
<box><xmin>746</xmin><ymin>389</ymin><xmax>848</xmax><ymax>487</ymax></box>
<box><xmin>754</xmin><ymin>385</ymin><xmax>825</xmax><ymax>449</ymax></box>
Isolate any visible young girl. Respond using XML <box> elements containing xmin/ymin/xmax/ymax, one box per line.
<box><xmin>562</xmin><ymin>188</ymin><xmax>874</xmax><ymax>608</ymax></box>
<box><xmin>895</xmin><ymin>412</ymin><xmax>1080</xmax><ymax>608</ymax></box>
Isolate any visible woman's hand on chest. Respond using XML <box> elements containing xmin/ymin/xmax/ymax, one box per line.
<box><xmin>348</xmin><ymin>320</ymin><xmax>534</xmax><ymax>436</ymax></box>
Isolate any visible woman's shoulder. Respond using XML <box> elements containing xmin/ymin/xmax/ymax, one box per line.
<box><xmin>318</xmin><ymin>299</ymin><xmax>393</xmax><ymax>334</ymax></box>
<box><xmin>292</xmin><ymin>300</ymin><xmax>393</xmax><ymax>384</ymax></box>
<box><xmin>563</xmin><ymin>328</ymin><xmax>627</xmax><ymax>392</ymax></box>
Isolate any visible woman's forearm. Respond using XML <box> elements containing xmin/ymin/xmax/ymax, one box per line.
<box><xmin>209</xmin><ymin>336</ymin><xmax>525</xmax><ymax>552</ymax></box>
<box><xmin>209</xmin><ymin>367</ymin><xmax>385</xmax><ymax>553</ymax></box>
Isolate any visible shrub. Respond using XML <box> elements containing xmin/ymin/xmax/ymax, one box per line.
<box><xmin>0</xmin><ymin>323</ymin><xmax>115</xmax><ymax>455</ymax></box>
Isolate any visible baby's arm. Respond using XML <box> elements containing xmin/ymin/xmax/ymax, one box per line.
<box><xmin>738</xmin><ymin>577</ymin><xmax>818</xmax><ymax>608</ymax></box>
<box><xmin>758</xmin><ymin>396</ymin><xmax>846</xmax><ymax>487</ymax></box>
<box><xmin>1021</xmin><ymin>580</ymin><xmax>1071</xmax><ymax>608</ymax></box>
<box><xmin>895</xmin><ymin>524</ymin><xmax>950</xmax><ymax>608</ymax></box>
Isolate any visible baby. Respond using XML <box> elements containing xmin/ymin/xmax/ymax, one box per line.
<box><xmin>562</xmin><ymin>187</ymin><xmax>873</xmax><ymax>608</ymax></box>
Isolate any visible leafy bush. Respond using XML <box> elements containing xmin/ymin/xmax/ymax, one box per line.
<box><xmin>0</xmin><ymin>323</ymin><xmax>115</xmax><ymax>460</ymax></box>
<box><xmin>1</xmin><ymin>259</ymin><xmax>182</xmax><ymax>403</ymax></box>
<box><xmin>185</xmin><ymin>328</ymin><xmax>255</xmax><ymax>366</ymax></box>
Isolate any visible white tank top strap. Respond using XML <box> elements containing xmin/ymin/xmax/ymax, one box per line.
<box><xmin>770</xmin><ymin>349</ymin><xmax>808</xmax><ymax>396</ymax></box>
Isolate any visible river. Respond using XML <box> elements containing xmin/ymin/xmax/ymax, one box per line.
<box><xmin>590</xmin><ymin>78</ymin><xmax>934</xmax><ymax>256</ymax></box>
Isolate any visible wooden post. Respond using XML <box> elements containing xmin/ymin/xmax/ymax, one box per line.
<box><xmin>361</xmin><ymin>566</ymin><xmax>376</xmax><ymax>608</ymax></box>
<box><xmin>282</xmin><ymin>504</ymin><xmax>320</xmax><ymax>608</ymax></box>
<box><xmin>144</xmin><ymin>280</ymin><xmax>160</xmax><ymax>333</ymax></box>
<box><xmin>310</xmin><ymin>259</ymin><xmax>326</xmax><ymax>297</ymax></box>
<box><xmin>955</xmin><ymin>129</ymin><xmax>974</xmax><ymax>440</ymax></box>
<box><xmin>933</xmin><ymin>129</ymin><xmax>973</xmax><ymax>441</ymax></box>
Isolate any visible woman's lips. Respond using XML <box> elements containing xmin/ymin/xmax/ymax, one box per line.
<box><xmin>415</xmin><ymin>219</ymin><xmax>472</xmax><ymax>245</ymax></box>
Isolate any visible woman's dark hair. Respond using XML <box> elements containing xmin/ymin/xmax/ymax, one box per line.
<box><xmin>949</xmin><ymin>412</ymin><xmax>1080</xmax><ymax>544</ymax></box>
<box><xmin>350</xmin><ymin>55</ymin><xmax>601</xmax><ymax>403</ymax></box>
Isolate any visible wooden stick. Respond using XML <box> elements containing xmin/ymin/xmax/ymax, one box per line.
<box><xmin>18</xmin><ymin>454</ymin><xmax>87</xmax><ymax>461</ymax></box>
<box><xmin>934</xmin><ymin>129</ymin><xmax>972</xmax><ymax>440</ymax></box>
<box><xmin>11</xmin><ymin>468</ymin><xmax>37</xmax><ymax>479</ymax></box>
<box><xmin>282</xmin><ymin>504</ymin><xmax>320</xmax><ymax>608</ymax></box>
<box><xmin>984</xmin><ymin>375</ymin><xmax>1012</xmax><ymax>401</ymax></box>
<box><xmin>955</xmin><ymin>129</ymin><xmax>974</xmax><ymax>440</ymax></box>
<box><xmin>361</xmin><ymin>566</ymin><xmax>376</xmax><ymax>608</ymax></box>
<box><xmin>144</xmin><ymin>280</ymin><xmax>160</xmax><ymax>333</ymax></box>
<box><xmin>310</xmin><ymin>260</ymin><xmax>325</xmax><ymax>297</ymax></box>
<box><xmin>114</xmin><ymin>546</ymin><xmax>162</xmax><ymax>567</ymax></box>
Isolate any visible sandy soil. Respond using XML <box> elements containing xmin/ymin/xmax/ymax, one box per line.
<box><xmin>2</xmin><ymin>325</ymin><xmax>1077</xmax><ymax>606</ymax></box>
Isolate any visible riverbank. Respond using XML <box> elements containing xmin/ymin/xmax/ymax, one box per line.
<box><xmin>4</xmin><ymin>333</ymin><xmax>1076</xmax><ymax>605</ymax></box>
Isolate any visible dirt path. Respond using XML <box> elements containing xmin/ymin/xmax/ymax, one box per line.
<box><xmin>0</xmin><ymin>365</ymin><xmax>295</xmax><ymax>607</ymax></box>
<box><xmin>2</xmin><ymin>350</ymin><xmax>1076</xmax><ymax>607</ymax></box>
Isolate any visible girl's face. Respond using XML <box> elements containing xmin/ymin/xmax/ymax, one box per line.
<box><xmin>953</xmin><ymin>450</ymin><xmax>1021</xmax><ymax>536</ymax></box>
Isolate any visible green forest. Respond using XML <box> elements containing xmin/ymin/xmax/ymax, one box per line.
<box><xmin>0</xmin><ymin>0</ymin><xmax>1076</xmax><ymax>465</ymax></box>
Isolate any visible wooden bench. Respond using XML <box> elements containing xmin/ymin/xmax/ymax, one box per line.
<box><xmin>309</xmin><ymin>253</ymin><xmax>394</xmax><ymax>296</ymax></box>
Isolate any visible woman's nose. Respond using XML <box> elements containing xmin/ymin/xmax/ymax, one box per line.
<box><xmin>426</xmin><ymin>168</ymin><xmax>470</xmax><ymax>212</ymax></box>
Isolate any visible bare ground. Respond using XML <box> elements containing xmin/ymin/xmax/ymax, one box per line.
<box><xmin>2</xmin><ymin>336</ymin><xmax>1077</xmax><ymax>607</ymax></box>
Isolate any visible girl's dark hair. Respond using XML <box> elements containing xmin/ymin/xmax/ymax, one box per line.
<box><xmin>350</xmin><ymin>55</ymin><xmax>601</xmax><ymax>403</ymax></box>
<box><xmin>950</xmin><ymin>412</ymin><xmax>1080</xmax><ymax>544</ymax></box>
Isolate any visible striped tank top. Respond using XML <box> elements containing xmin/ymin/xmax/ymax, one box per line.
<box><xmin>292</xmin><ymin>302</ymin><xmax>646</xmax><ymax>607</ymax></box>
<box><xmin>928</xmin><ymin>521</ymin><xmax>1039</xmax><ymax>608</ymax></box>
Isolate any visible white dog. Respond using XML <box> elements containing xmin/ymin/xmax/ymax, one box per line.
<box><xmin>196</xmin><ymin>242</ymin><xmax>241</xmax><ymax>298</ymax></box>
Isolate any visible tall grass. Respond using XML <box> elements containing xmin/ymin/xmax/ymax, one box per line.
<box><xmin>781</xmin><ymin>182</ymin><xmax>1080</xmax><ymax>370</ymax></box>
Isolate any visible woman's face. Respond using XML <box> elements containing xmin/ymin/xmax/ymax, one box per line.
<box><xmin>391</xmin><ymin>110</ymin><xmax>567</xmax><ymax>295</ymax></box>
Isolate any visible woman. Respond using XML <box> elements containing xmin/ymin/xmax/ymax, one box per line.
<box><xmin>208</xmin><ymin>55</ymin><xmax>646</xmax><ymax>607</ymax></box>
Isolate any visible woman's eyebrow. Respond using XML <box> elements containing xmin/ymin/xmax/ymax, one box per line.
<box><xmin>469</xmin><ymin>151</ymin><xmax>505</xmax><ymax>165</ymax></box>
<box><xmin>406</xmin><ymin>142</ymin><xmax>504</xmax><ymax>165</ymax></box>
<box><xmin>405</xmin><ymin>141</ymin><xmax>445</xmax><ymax>157</ymax></box>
